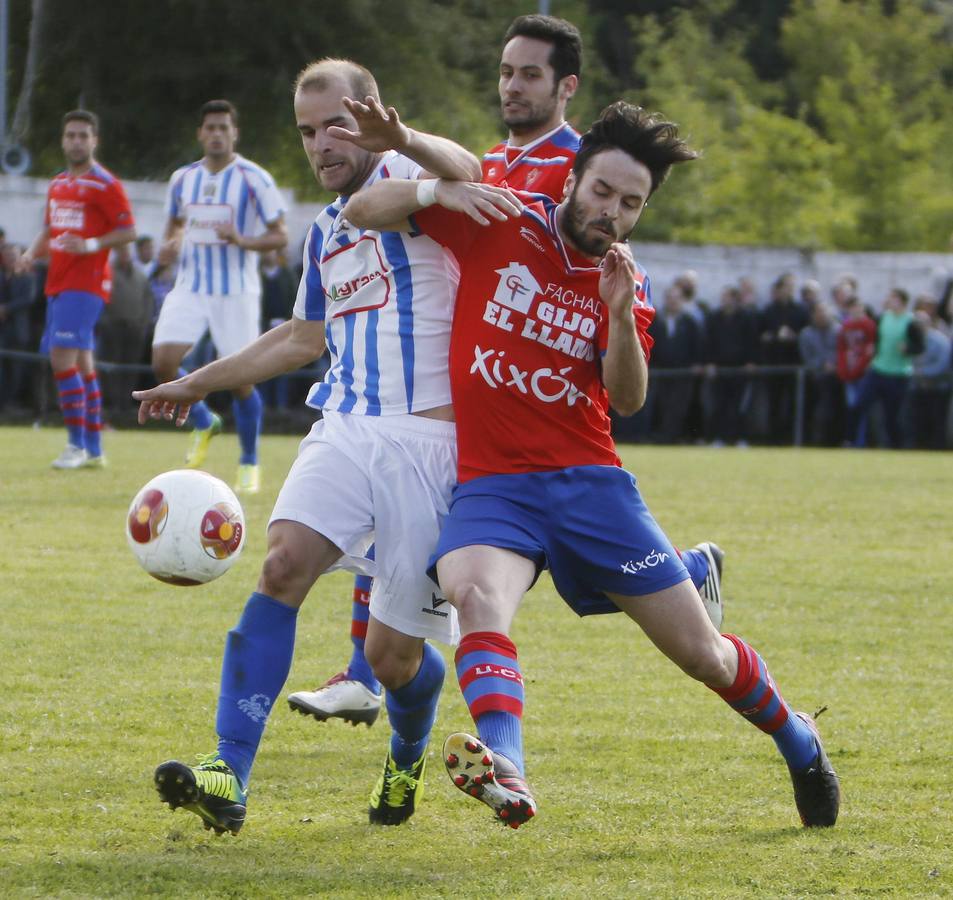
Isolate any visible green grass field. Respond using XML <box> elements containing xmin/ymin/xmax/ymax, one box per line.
<box><xmin>1</xmin><ymin>425</ymin><xmax>950</xmax><ymax>898</ymax></box>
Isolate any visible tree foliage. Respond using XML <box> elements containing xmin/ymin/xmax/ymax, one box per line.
<box><xmin>6</xmin><ymin>0</ymin><xmax>953</xmax><ymax>249</ymax></box>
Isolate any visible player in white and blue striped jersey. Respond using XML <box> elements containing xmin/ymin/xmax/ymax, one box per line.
<box><xmin>136</xmin><ymin>59</ymin><xmax>484</xmax><ymax>831</ymax></box>
<box><xmin>151</xmin><ymin>99</ymin><xmax>288</xmax><ymax>494</ymax></box>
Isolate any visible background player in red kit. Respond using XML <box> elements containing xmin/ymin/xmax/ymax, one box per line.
<box><xmin>288</xmin><ymin>14</ymin><xmax>724</xmax><ymax>727</ymax></box>
<box><xmin>343</xmin><ymin>101</ymin><xmax>839</xmax><ymax>831</ymax></box>
<box><xmin>20</xmin><ymin>109</ymin><xmax>136</xmax><ymax>468</ymax></box>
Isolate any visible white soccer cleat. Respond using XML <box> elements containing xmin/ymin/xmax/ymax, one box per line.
<box><xmin>287</xmin><ymin>672</ymin><xmax>381</xmax><ymax>727</ymax></box>
<box><xmin>694</xmin><ymin>541</ymin><xmax>725</xmax><ymax>629</ymax></box>
<box><xmin>51</xmin><ymin>444</ymin><xmax>89</xmax><ymax>469</ymax></box>
<box><xmin>443</xmin><ymin>733</ymin><xmax>537</xmax><ymax>829</ymax></box>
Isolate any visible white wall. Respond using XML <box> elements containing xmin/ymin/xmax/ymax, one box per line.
<box><xmin>3</xmin><ymin>174</ymin><xmax>950</xmax><ymax>306</ymax></box>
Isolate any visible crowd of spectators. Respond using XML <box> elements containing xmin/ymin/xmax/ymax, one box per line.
<box><xmin>2</xmin><ymin>223</ymin><xmax>951</xmax><ymax>448</ymax></box>
<box><xmin>614</xmin><ymin>268</ymin><xmax>953</xmax><ymax>449</ymax></box>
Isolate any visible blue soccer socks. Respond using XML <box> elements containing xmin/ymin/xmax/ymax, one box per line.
<box><xmin>83</xmin><ymin>371</ymin><xmax>103</xmax><ymax>457</ymax></box>
<box><xmin>216</xmin><ymin>592</ymin><xmax>299</xmax><ymax>786</ymax></box>
<box><xmin>386</xmin><ymin>641</ymin><xmax>445</xmax><ymax>769</ymax></box>
<box><xmin>346</xmin><ymin>574</ymin><xmax>381</xmax><ymax>694</ymax></box>
<box><xmin>455</xmin><ymin>631</ymin><xmax>525</xmax><ymax>775</ymax></box>
<box><xmin>55</xmin><ymin>367</ymin><xmax>85</xmax><ymax>448</ymax></box>
<box><xmin>712</xmin><ymin>634</ymin><xmax>819</xmax><ymax>771</ymax></box>
<box><xmin>233</xmin><ymin>389</ymin><xmax>263</xmax><ymax>465</ymax></box>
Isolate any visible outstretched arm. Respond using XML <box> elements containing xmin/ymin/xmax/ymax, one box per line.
<box><xmin>330</xmin><ymin>96</ymin><xmax>481</xmax><ymax>181</ymax></box>
<box><xmin>600</xmin><ymin>243</ymin><xmax>649</xmax><ymax>417</ymax></box>
<box><xmin>133</xmin><ymin>317</ymin><xmax>325</xmax><ymax>426</ymax></box>
<box><xmin>343</xmin><ymin>178</ymin><xmax>523</xmax><ymax>233</ymax></box>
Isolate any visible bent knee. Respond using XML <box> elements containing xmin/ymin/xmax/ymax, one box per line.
<box><xmin>447</xmin><ymin>581</ymin><xmax>494</xmax><ymax>621</ymax></box>
<box><xmin>365</xmin><ymin>644</ymin><xmax>420</xmax><ymax>691</ymax></box>
<box><xmin>259</xmin><ymin>543</ymin><xmax>314</xmax><ymax>604</ymax></box>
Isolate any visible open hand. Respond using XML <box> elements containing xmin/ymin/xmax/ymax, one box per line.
<box><xmin>327</xmin><ymin>96</ymin><xmax>411</xmax><ymax>153</ymax></box>
<box><xmin>435</xmin><ymin>181</ymin><xmax>523</xmax><ymax>226</ymax></box>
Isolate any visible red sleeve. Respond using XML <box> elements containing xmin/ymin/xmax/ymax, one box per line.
<box><xmin>410</xmin><ymin>203</ymin><xmax>480</xmax><ymax>261</ymax></box>
<box><xmin>100</xmin><ymin>178</ymin><xmax>135</xmax><ymax>231</ymax></box>
<box><xmin>597</xmin><ymin>301</ymin><xmax>655</xmax><ymax>363</ymax></box>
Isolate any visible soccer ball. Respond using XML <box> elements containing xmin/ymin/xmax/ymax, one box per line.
<box><xmin>126</xmin><ymin>469</ymin><xmax>246</xmax><ymax>585</ymax></box>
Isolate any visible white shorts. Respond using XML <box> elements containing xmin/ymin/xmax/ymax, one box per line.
<box><xmin>152</xmin><ymin>287</ymin><xmax>260</xmax><ymax>357</ymax></box>
<box><xmin>270</xmin><ymin>410</ymin><xmax>459</xmax><ymax>645</ymax></box>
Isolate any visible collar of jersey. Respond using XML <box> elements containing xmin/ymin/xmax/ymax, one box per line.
<box><xmin>543</xmin><ymin>200</ymin><xmax>602</xmax><ymax>274</ymax></box>
<box><xmin>502</xmin><ymin>121</ymin><xmax>574</xmax><ymax>171</ymax></box>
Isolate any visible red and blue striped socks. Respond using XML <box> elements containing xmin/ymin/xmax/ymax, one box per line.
<box><xmin>55</xmin><ymin>367</ymin><xmax>85</xmax><ymax>448</ymax></box>
<box><xmin>712</xmin><ymin>633</ymin><xmax>818</xmax><ymax>771</ymax></box>
<box><xmin>346</xmin><ymin>574</ymin><xmax>381</xmax><ymax>694</ymax></box>
<box><xmin>83</xmin><ymin>371</ymin><xmax>103</xmax><ymax>458</ymax></box>
<box><xmin>455</xmin><ymin>631</ymin><xmax>525</xmax><ymax>774</ymax></box>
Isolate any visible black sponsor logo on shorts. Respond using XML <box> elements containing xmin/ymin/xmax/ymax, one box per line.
<box><xmin>421</xmin><ymin>592</ymin><xmax>449</xmax><ymax>618</ymax></box>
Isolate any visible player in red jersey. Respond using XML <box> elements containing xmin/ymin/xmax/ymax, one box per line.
<box><xmin>20</xmin><ymin>110</ymin><xmax>136</xmax><ymax>468</ymax></box>
<box><xmin>343</xmin><ymin>101</ymin><xmax>839</xmax><ymax>831</ymax></box>
<box><xmin>288</xmin><ymin>15</ymin><xmax>723</xmax><ymax>727</ymax></box>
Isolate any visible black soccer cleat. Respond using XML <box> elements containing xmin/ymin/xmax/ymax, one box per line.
<box><xmin>154</xmin><ymin>753</ymin><xmax>247</xmax><ymax>836</ymax></box>
<box><xmin>368</xmin><ymin>750</ymin><xmax>426</xmax><ymax>825</ymax></box>
<box><xmin>788</xmin><ymin>711</ymin><xmax>840</xmax><ymax>827</ymax></box>
<box><xmin>444</xmin><ymin>733</ymin><xmax>537</xmax><ymax>829</ymax></box>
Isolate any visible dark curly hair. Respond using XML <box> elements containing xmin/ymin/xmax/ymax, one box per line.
<box><xmin>573</xmin><ymin>101</ymin><xmax>699</xmax><ymax>195</ymax></box>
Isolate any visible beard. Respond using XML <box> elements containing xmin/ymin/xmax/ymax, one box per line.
<box><xmin>501</xmin><ymin>87</ymin><xmax>559</xmax><ymax>136</ymax></box>
<box><xmin>561</xmin><ymin>188</ymin><xmax>621</xmax><ymax>258</ymax></box>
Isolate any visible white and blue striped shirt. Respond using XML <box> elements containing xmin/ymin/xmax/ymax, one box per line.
<box><xmin>166</xmin><ymin>154</ymin><xmax>285</xmax><ymax>297</ymax></box>
<box><xmin>293</xmin><ymin>152</ymin><xmax>456</xmax><ymax>417</ymax></box>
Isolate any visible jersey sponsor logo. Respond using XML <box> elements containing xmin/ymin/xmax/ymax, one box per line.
<box><xmin>470</xmin><ymin>344</ymin><xmax>593</xmax><ymax>408</ymax></box>
<box><xmin>482</xmin><ymin>297</ymin><xmax>597</xmax><ymax>360</ymax></box>
<box><xmin>492</xmin><ymin>262</ymin><xmax>542</xmax><ymax>314</ymax></box>
<box><xmin>321</xmin><ymin>234</ymin><xmax>393</xmax><ymax>317</ymax></box>
<box><xmin>620</xmin><ymin>549</ymin><xmax>670</xmax><ymax>575</ymax></box>
<box><xmin>50</xmin><ymin>200</ymin><xmax>85</xmax><ymax>231</ymax></box>
<box><xmin>184</xmin><ymin>203</ymin><xmax>232</xmax><ymax>245</ymax></box>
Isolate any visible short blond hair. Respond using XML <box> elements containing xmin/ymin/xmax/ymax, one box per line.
<box><xmin>294</xmin><ymin>58</ymin><xmax>379</xmax><ymax>101</ymax></box>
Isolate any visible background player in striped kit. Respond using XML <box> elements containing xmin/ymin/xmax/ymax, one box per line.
<box><xmin>151</xmin><ymin>100</ymin><xmax>288</xmax><ymax>494</ymax></box>
<box><xmin>287</xmin><ymin>14</ymin><xmax>725</xmax><ymax>727</ymax></box>
<box><xmin>19</xmin><ymin>109</ymin><xmax>136</xmax><ymax>469</ymax></box>
<box><xmin>134</xmin><ymin>58</ymin><xmax>485</xmax><ymax>832</ymax></box>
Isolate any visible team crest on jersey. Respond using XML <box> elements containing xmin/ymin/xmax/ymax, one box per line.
<box><xmin>493</xmin><ymin>262</ymin><xmax>542</xmax><ymax>314</ymax></box>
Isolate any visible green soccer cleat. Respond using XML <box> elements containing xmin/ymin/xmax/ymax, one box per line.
<box><xmin>234</xmin><ymin>463</ymin><xmax>260</xmax><ymax>495</ymax></box>
<box><xmin>154</xmin><ymin>752</ymin><xmax>247</xmax><ymax>835</ymax></box>
<box><xmin>82</xmin><ymin>454</ymin><xmax>108</xmax><ymax>469</ymax></box>
<box><xmin>185</xmin><ymin>412</ymin><xmax>223</xmax><ymax>468</ymax></box>
<box><xmin>368</xmin><ymin>750</ymin><xmax>426</xmax><ymax>825</ymax></box>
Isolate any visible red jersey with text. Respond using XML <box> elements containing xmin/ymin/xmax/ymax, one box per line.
<box><xmin>482</xmin><ymin>122</ymin><xmax>580</xmax><ymax>197</ymax></box>
<box><xmin>44</xmin><ymin>163</ymin><xmax>134</xmax><ymax>300</ymax></box>
<box><xmin>413</xmin><ymin>192</ymin><xmax>654</xmax><ymax>483</ymax></box>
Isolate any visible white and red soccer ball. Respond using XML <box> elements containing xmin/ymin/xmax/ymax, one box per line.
<box><xmin>126</xmin><ymin>469</ymin><xmax>246</xmax><ymax>585</ymax></box>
